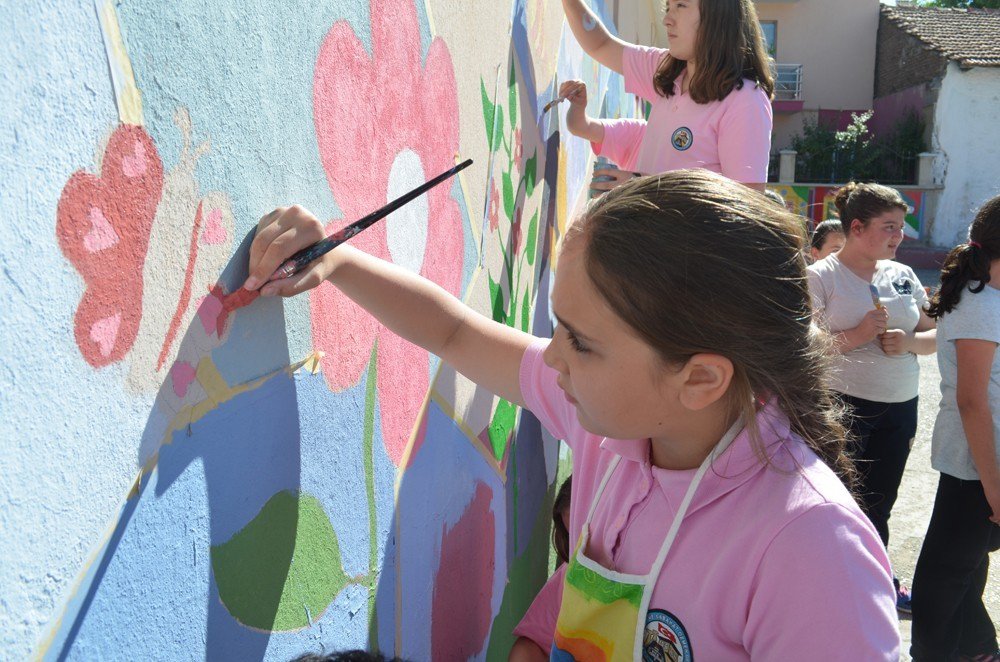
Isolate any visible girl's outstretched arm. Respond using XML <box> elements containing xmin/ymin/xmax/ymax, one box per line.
<box><xmin>560</xmin><ymin>0</ymin><xmax>628</xmax><ymax>74</ymax></box>
<box><xmin>244</xmin><ymin>205</ymin><xmax>535</xmax><ymax>408</ymax></box>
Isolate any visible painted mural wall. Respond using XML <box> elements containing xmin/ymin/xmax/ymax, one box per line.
<box><xmin>0</xmin><ymin>1</ymin><xmax>663</xmax><ymax>659</ymax></box>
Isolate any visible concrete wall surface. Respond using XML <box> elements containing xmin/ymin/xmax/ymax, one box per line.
<box><xmin>0</xmin><ymin>1</ymin><xmax>660</xmax><ymax>658</ymax></box>
<box><xmin>929</xmin><ymin>64</ymin><xmax>1000</xmax><ymax>247</ymax></box>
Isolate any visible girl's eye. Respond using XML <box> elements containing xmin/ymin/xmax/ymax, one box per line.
<box><xmin>567</xmin><ymin>330</ymin><xmax>590</xmax><ymax>354</ymax></box>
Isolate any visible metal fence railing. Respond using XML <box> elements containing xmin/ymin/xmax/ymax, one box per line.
<box><xmin>773</xmin><ymin>63</ymin><xmax>802</xmax><ymax>101</ymax></box>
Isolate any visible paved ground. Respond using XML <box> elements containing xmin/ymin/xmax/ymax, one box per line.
<box><xmin>891</xmin><ymin>269</ymin><xmax>999</xmax><ymax>659</ymax></box>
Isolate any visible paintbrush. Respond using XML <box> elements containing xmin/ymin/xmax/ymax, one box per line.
<box><xmin>868</xmin><ymin>284</ymin><xmax>884</xmax><ymax>310</ymax></box>
<box><xmin>267</xmin><ymin>158</ymin><xmax>473</xmax><ymax>283</ymax></box>
<box><xmin>542</xmin><ymin>96</ymin><xmax>567</xmax><ymax>114</ymax></box>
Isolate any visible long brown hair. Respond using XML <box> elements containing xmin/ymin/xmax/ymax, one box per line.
<box><xmin>654</xmin><ymin>0</ymin><xmax>775</xmax><ymax>104</ymax></box>
<box><xmin>927</xmin><ymin>194</ymin><xmax>1000</xmax><ymax>318</ymax></box>
<box><xmin>834</xmin><ymin>182</ymin><xmax>908</xmax><ymax>233</ymax></box>
<box><xmin>568</xmin><ymin>170</ymin><xmax>856</xmax><ymax>488</ymax></box>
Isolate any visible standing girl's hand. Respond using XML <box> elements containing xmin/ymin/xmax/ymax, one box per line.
<box><xmin>558</xmin><ymin>80</ymin><xmax>588</xmax><ymax>108</ymax></box>
<box><xmin>244</xmin><ymin>205</ymin><xmax>334</xmax><ymax>297</ymax></box>
<box><xmin>590</xmin><ymin>168</ymin><xmax>641</xmax><ymax>197</ymax></box>
<box><xmin>854</xmin><ymin>307</ymin><xmax>889</xmax><ymax>344</ymax></box>
<box><xmin>986</xmin><ymin>483</ymin><xmax>1000</xmax><ymax>525</ymax></box>
<box><xmin>878</xmin><ymin>329</ymin><xmax>911</xmax><ymax>355</ymax></box>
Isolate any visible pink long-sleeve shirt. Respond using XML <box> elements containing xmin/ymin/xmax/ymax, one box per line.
<box><xmin>513</xmin><ymin>340</ymin><xmax>900</xmax><ymax>659</ymax></box>
<box><xmin>592</xmin><ymin>44</ymin><xmax>772</xmax><ymax>182</ymax></box>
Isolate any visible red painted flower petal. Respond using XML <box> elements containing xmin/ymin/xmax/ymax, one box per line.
<box><xmin>431</xmin><ymin>482</ymin><xmax>495</xmax><ymax>659</ymax></box>
<box><xmin>375</xmin><ymin>330</ymin><xmax>430</xmax><ymax>466</ymax></box>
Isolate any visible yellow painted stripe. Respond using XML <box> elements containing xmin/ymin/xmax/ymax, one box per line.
<box><xmin>95</xmin><ymin>0</ymin><xmax>144</xmax><ymax>125</ymax></box>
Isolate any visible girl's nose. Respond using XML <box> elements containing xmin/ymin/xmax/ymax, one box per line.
<box><xmin>542</xmin><ymin>339</ymin><xmax>568</xmax><ymax>375</ymax></box>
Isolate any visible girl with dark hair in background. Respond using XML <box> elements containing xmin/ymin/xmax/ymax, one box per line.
<box><xmin>807</xmin><ymin>182</ymin><xmax>937</xmax><ymax>614</ymax></box>
<box><xmin>559</xmin><ymin>0</ymin><xmax>774</xmax><ymax>192</ymax></box>
<box><xmin>246</xmin><ymin>171</ymin><xmax>899</xmax><ymax>659</ymax></box>
<box><xmin>911</xmin><ymin>195</ymin><xmax>1000</xmax><ymax>662</ymax></box>
<box><xmin>810</xmin><ymin>219</ymin><xmax>846</xmax><ymax>263</ymax></box>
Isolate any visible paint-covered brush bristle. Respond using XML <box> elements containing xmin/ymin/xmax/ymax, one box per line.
<box><xmin>542</xmin><ymin>96</ymin><xmax>567</xmax><ymax>114</ymax></box>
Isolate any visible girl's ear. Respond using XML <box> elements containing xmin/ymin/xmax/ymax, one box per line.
<box><xmin>849</xmin><ymin>218</ymin><xmax>865</xmax><ymax>236</ymax></box>
<box><xmin>677</xmin><ymin>353</ymin><xmax>733</xmax><ymax>411</ymax></box>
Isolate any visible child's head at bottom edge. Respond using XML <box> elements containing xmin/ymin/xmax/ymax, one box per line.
<box><xmin>546</xmin><ymin>169</ymin><xmax>854</xmax><ymax>485</ymax></box>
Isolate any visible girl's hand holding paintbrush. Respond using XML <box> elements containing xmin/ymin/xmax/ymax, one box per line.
<box><xmin>557</xmin><ymin>80</ymin><xmax>606</xmax><ymax>146</ymax></box>
<box><xmin>841</xmin><ymin>307</ymin><xmax>889</xmax><ymax>349</ymax></box>
<box><xmin>867</xmin><ymin>282</ymin><xmax>909</xmax><ymax>354</ymax></box>
<box><xmin>243</xmin><ymin>159</ymin><xmax>471</xmax><ymax>296</ymax></box>
<box><xmin>242</xmin><ymin>204</ymin><xmax>532</xmax><ymax>409</ymax></box>
<box><xmin>244</xmin><ymin>206</ymin><xmax>333</xmax><ymax>297</ymax></box>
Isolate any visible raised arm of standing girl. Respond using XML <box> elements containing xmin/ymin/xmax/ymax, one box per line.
<box><xmin>560</xmin><ymin>0</ymin><xmax>774</xmax><ymax>190</ymax></box>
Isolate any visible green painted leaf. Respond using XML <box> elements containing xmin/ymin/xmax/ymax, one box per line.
<box><xmin>525</xmin><ymin>211</ymin><xmax>538</xmax><ymax>266</ymax></box>
<box><xmin>508</xmin><ymin>62</ymin><xmax>518</xmax><ymax>132</ymax></box>
<box><xmin>494</xmin><ymin>107</ymin><xmax>505</xmax><ymax>156</ymax></box>
<box><xmin>488</xmin><ymin>398</ymin><xmax>519</xmax><ymax>461</ymax></box>
<box><xmin>524</xmin><ymin>152</ymin><xmax>537</xmax><ymax>198</ymax></box>
<box><xmin>481</xmin><ymin>77</ymin><xmax>496</xmax><ymax>153</ymax></box>
<box><xmin>488</xmin><ymin>273</ymin><xmax>506</xmax><ymax>324</ymax></box>
<box><xmin>502</xmin><ymin>171</ymin><xmax>515</xmax><ymax>220</ymax></box>
<box><xmin>211</xmin><ymin>491</ymin><xmax>350</xmax><ymax>631</ymax></box>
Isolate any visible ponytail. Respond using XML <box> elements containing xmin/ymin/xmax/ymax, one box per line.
<box><xmin>928</xmin><ymin>194</ymin><xmax>1000</xmax><ymax>318</ymax></box>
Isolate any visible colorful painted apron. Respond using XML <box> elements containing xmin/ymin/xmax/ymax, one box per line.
<box><xmin>551</xmin><ymin>420</ymin><xmax>744</xmax><ymax>662</ymax></box>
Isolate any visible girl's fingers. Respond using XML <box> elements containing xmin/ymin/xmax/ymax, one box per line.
<box><xmin>248</xmin><ymin>208</ymin><xmax>287</xmax><ymax>278</ymax></box>
<box><xmin>247</xmin><ymin>218</ymin><xmax>324</xmax><ymax>290</ymax></box>
<box><xmin>260</xmin><ymin>265</ymin><xmax>326</xmax><ymax>298</ymax></box>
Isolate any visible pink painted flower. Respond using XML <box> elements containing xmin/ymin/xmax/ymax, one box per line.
<box><xmin>511</xmin><ymin>206</ymin><xmax>523</xmax><ymax>255</ymax></box>
<box><xmin>488</xmin><ymin>179</ymin><xmax>501</xmax><ymax>232</ymax></box>
<box><xmin>513</xmin><ymin>128</ymin><xmax>523</xmax><ymax>163</ymax></box>
<box><xmin>311</xmin><ymin>0</ymin><xmax>462</xmax><ymax>466</ymax></box>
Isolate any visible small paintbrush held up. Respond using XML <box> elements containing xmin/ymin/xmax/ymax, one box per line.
<box><xmin>542</xmin><ymin>96</ymin><xmax>566</xmax><ymax>114</ymax></box>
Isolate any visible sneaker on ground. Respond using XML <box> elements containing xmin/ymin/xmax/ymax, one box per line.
<box><xmin>894</xmin><ymin>579</ymin><xmax>912</xmax><ymax>615</ymax></box>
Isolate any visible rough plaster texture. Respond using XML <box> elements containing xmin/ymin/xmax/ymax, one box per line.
<box><xmin>929</xmin><ymin>64</ymin><xmax>1000</xmax><ymax>247</ymax></box>
<box><xmin>1</xmin><ymin>0</ymin><xmax>660</xmax><ymax>658</ymax></box>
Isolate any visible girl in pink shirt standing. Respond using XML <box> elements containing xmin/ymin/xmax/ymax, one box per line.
<box><xmin>558</xmin><ymin>0</ymin><xmax>774</xmax><ymax>191</ymax></box>
<box><xmin>245</xmin><ymin>171</ymin><xmax>899</xmax><ymax>660</ymax></box>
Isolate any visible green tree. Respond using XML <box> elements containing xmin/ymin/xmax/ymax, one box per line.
<box><xmin>919</xmin><ymin>0</ymin><xmax>1000</xmax><ymax>9</ymax></box>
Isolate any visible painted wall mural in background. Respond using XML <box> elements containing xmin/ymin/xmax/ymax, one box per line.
<box><xmin>1</xmin><ymin>0</ymin><xmax>662</xmax><ymax>659</ymax></box>
<box><xmin>804</xmin><ymin>185</ymin><xmax>925</xmax><ymax>238</ymax></box>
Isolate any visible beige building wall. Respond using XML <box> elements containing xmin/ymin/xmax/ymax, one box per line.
<box><xmin>756</xmin><ymin>0</ymin><xmax>880</xmax><ymax>150</ymax></box>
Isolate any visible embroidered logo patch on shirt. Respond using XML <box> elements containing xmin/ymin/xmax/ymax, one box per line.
<box><xmin>892</xmin><ymin>277</ymin><xmax>914</xmax><ymax>295</ymax></box>
<box><xmin>671</xmin><ymin>127</ymin><xmax>693</xmax><ymax>151</ymax></box>
<box><xmin>643</xmin><ymin>609</ymin><xmax>693</xmax><ymax>662</ymax></box>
